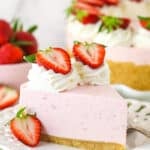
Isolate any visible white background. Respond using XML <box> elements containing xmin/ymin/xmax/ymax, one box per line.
<box><xmin>0</xmin><ymin>0</ymin><xmax>70</xmax><ymax>49</ymax></box>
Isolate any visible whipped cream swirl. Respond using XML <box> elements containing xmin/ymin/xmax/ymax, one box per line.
<box><xmin>28</xmin><ymin>62</ymin><xmax>80</xmax><ymax>92</ymax></box>
<box><xmin>76</xmin><ymin>62</ymin><xmax>110</xmax><ymax>85</ymax></box>
<box><xmin>133</xmin><ymin>26</ymin><xmax>150</xmax><ymax>48</ymax></box>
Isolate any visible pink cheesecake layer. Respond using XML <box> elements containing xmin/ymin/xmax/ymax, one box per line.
<box><xmin>0</xmin><ymin>63</ymin><xmax>31</xmax><ymax>90</ymax></box>
<box><xmin>106</xmin><ymin>47</ymin><xmax>150</xmax><ymax>65</ymax></box>
<box><xmin>20</xmin><ymin>83</ymin><xmax>127</xmax><ymax>145</ymax></box>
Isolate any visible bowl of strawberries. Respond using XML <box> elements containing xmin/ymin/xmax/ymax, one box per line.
<box><xmin>0</xmin><ymin>19</ymin><xmax>38</xmax><ymax>90</ymax></box>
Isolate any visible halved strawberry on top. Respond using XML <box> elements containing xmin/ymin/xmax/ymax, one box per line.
<box><xmin>73</xmin><ymin>42</ymin><xmax>105</xmax><ymax>69</ymax></box>
<box><xmin>36</xmin><ymin>48</ymin><xmax>71</xmax><ymax>74</ymax></box>
<box><xmin>138</xmin><ymin>16</ymin><xmax>150</xmax><ymax>31</ymax></box>
<box><xmin>0</xmin><ymin>85</ymin><xmax>19</xmax><ymax>109</ymax></box>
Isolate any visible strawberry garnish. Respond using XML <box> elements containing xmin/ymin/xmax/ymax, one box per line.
<box><xmin>36</xmin><ymin>47</ymin><xmax>71</xmax><ymax>74</ymax></box>
<box><xmin>99</xmin><ymin>16</ymin><xmax>130</xmax><ymax>32</ymax></box>
<box><xmin>73</xmin><ymin>42</ymin><xmax>105</xmax><ymax>69</ymax></box>
<box><xmin>0</xmin><ymin>43</ymin><xmax>24</xmax><ymax>64</ymax></box>
<box><xmin>138</xmin><ymin>16</ymin><xmax>150</xmax><ymax>31</ymax></box>
<box><xmin>0</xmin><ymin>85</ymin><xmax>19</xmax><ymax>109</ymax></box>
<box><xmin>10</xmin><ymin>107</ymin><xmax>41</xmax><ymax>147</ymax></box>
<box><xmin>77</xmin><ymin>0</ymin><xmax>105</xmax><ymax>7</ymax></box>
<box><xmin>74</xmin><ymin>1</ymin><xmax>101</xmax><ymax>16</ymax></box>
<box><xmin>104</xmin><ymin>0</ymin><xmax>119</xmax><ymax>5</ymax></box>
<box><xmin>0</xmin><ymin>20</ymin><xmax>13</xmax><ymax>45</ymax></box>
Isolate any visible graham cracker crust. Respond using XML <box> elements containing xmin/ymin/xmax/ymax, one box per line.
<box><xmin>108</xmin><ymin>61</ymin><xmax>150</xmax><ymax>91</ymax></box>
<box><xmin>41</xmin><ymin>134</ymin><xmax>125</xmax><ymax>150</ymax></box>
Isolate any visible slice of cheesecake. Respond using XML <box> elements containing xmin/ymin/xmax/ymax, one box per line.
<box><xmin>20</xmin><ymin>83</ymin><xmax>127</xmax><ymax>150</ymax></box>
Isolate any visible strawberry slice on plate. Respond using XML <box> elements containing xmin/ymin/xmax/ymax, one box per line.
<box><xmin>0</xmin><ymin>85</ymin><xmax>19</xmax><ymax>109</ymax></box>
<box><xmin>77</xmin><ymin>0</ymin><xmax>105</xmax><ymax>7</ymax></box>
<box><xmin>73</xmin><ymin>42</ymin><xmax>105</xmax><ymax>69</ymax></box>
<box><xmin>138</xmin><ymin>16</ymin><xmax>150</xmax><ymax>30</ymax></box>
<box><xmin>36</xmin><ymin>47</ymin><xmax>71</xmax><ymax>74</ymax></box>
<box><xmin>10</xmin><ymin>107</ymin><xmax>41</xmax><ymax>147</ymax></box>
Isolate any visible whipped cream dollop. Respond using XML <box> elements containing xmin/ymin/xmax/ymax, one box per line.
<box><xmin>28</xmin><ymin>58</ymin><xmax>110</xmax><ymax>92</ymax></box>
<box><xmin>94</xmin><ymin>28</ymin><xmax>133</xmax><ymax>47</ymax></box>
<box><xmin>67</xmin><ymin>15</ymin><xmax>133</xmax><ymax>49</ymax></box>
<box><xmin>76</xmin><ymin>62</ymin><xmax>110</xmax><ymax>86</ymax></box>
<box><xmin>133</xmin><ymin>26</ymin><xmax>150</xmax><ymax>48</ymax></box>
<box><xmin>28</xmin><ymin>62</ymin><xmax>80</xmax><ymax>92</ymax></box>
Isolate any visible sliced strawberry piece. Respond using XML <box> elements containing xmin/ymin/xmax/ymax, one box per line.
<box><xmin>104</xmin><ymin>0</ymin><xmax>119</xmax><ymax>5</ymax></box>
<box><xmin>138</xmin><ymin>16</ymin><xmax>150</xmax><ymax>30</ymax></box>
<box><xmin>73</xmin><ymin>42</ymin><xmax>105</xmax><ymax>69</ymax></box>
<box><xmin>81</xmin><ymin>14</ymin><xmax>100</xmax><ymax>24</ymax></box>
<box><xmin>0</xmin><ymin>85</ymin><xmax>19</xmax><ymax>109</ymax></box>
<box><xmin>0</xmin><ymin>43</ymin><xmax>24</xmax><ymax>64</ymax></box>
<box><xmin>120</xmin><ymin>18</ymin><xmax>131</xmax><ymax>29</ymax></box>
<box><xmin>74</xmin><ymin>1</ymin><xmax>101</xmax><ymax>16</ymax></box>
<box><xmin>36</xmin><ymin>48</ymin><xmax>71</xmax><ymax>74</ymax></box>
<box><xmin>77</xmin><ymin>0</ymin><xmax>105</xmax><ymax>7</ymax></box>
<box><xmin>10</xmin><ymin>108</ymin><xmax>41</xmax><ymax>147</ymax></box>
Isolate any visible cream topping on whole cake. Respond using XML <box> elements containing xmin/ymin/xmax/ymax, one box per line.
<box><xmin>67</xmin><ymin>15</ymin><xmax>133</xmax><ymax>48</ymax></box>
<box><xmin>133</xmin><ymin>24</ymin><xmax>150</xmax><ymax>48</ymax></box>
<box><xmin>101</xmin><ymin>0</ymin><xmax>150</xmax><ymax>19</ymax></box>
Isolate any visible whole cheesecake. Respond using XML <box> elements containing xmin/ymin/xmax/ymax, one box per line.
<box><xmin>66</xmin><ymin>0</ymin><xmax>150</xmax><ymax>91</ymax></box>
<box><xmin>19</xmin><ymin>45</ymin><xmax>127</xmax><ymax>150</ymax></box>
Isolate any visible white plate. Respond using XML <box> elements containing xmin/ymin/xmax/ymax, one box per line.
<box><xmin>112</xmin><ymin>84</ymin><xmax>150</xmax><ymax>101</ymax></box>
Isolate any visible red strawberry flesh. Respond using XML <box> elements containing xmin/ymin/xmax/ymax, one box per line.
<box><xmin>36</xmin><ymin>48</ymin><xmax>71</xmax><ymax>74</ymax></box>
<box><xmin>10</xmin><ymin>114</ymin><xmax>41</xmax><ymax>147</ymax></box>
<box><xmin>0</xmin><ymin>85</ymin><xmax>19</xmax><ymax>109</ymax></box>
<box><xmin>73</xmin><ymin>42</ymin><xmax>105</xmax><ymax>69</ymax></box>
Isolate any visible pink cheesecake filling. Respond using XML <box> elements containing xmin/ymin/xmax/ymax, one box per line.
<box><xmin>20</xmin><ymin>83</ymin><xmax>127</xmax><ymax>145</ymax></box>
<box><xmin>106</xmin><ymin>47</ymin><xmax>150</xmax><ymax>65</ymax></box>
<box><xmin>0</xmin><ymin>63</ymin><xmax>31</xmax><ymax>89</ymax></box>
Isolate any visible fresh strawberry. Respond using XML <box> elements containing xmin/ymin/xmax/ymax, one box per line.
<box><xmin>138</xmin><ymin>16</ymin><xmax>150</xmax><ymax>30</ymax></box>
<box><xmin>99</xmin><ymin>16</ymin><xmax>130</xmax><ymax>32</ymax></box>
<box><xmin>81</xmin><ymin>14</ymin><xmax>100</xmax><ymax>24</ymax></box>
<box><xmin>77</xmin><ymin>0</ymin><xmax>105</xmax><ymax>7</ymax></box>
<box><xmin>104</xmin><ymin>0</ymin><xmax>119</xmax><ymax>5</ymax></box>
<box><xmin>74</xmin><ymin>1</ymin><xmax>101</xmax><ymax>16</ymax></box>
<box><xmin>73</xmin><ymin>42</ymin><xmax>105</xmax><ymax>69</ymax></box>
<box><xmin>10</xmin><ymin>108</ymin><xmax>41</xmax><ymax>147</ymax></box>
<box><xmin>0</xmin><ymin>19</ymin><xmax>13</xmax><ymax>45</ymax></box>
<box><xmin>120</xmin><ymin>18</ymin><xmax>131</xmax><ymax>29</ymax></box>
<box><xmin>0</xmin><ymin>43</ymin><xmax>24</xmax><ymax>64</ymax></box>
<box><xmin>0</xmin><ymin>85</ymin><xmax>19</xmax><ymax>109</ymax></box>
<box><xmin>14</xmin><ymin>31</ymin><xmax>38</xmax><ymax>55</ymax></box>
<box><xmin>36</xmin><ymin>47</ymin><xmax>71</xmax><ymax>74</ymax></box>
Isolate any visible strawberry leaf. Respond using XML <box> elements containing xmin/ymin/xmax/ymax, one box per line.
<box><xmin>138</xmin><ymin>16</ymin><xmax>150</xmax><ymax>21</ymax></box>
<box><xmin>16</xmin><ymin>107</ymin><xmax>27</xmax><ymax>119</ymax></box>
<box><xmin>27</xmin><ymin>25</ymin><xmax>38</xmax><ymax>33</ymax></box>
<box><xmin>14</xmin><ymin>41</ymin><xmax>33</xmax><ymax>46</ymax></box>
<box><xmin>12</xmin><ymin>19</ymin><xmax>19</xmax><ymax>32</ymax></box>
<box><xmin>24</xmin><ymin>54</ymin><xmax>36</xmax><ymax>63</ymax></box>
<box><xmin>98</xmin><ymin>16</ymin><xmax>122</xmax><ymax>33</ymax></box>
